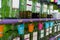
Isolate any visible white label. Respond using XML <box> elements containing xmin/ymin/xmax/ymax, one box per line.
<box><xmin>58</xmin><ymin>26</ymin><xmax>60</xmax><ymax>31</ymax></box>
<box><xmin>50</xmin><ymin>27</ymin><xmax>52</xmax><ymax>33</ymax></box>
<box><xmin>40</xmin><ymin>30</ymin><xmax>44</xmax><ymax>38</ymax></box>
<box><xmin>26</xmin><ymin>0</ymin><xmax>32</xmax><ymax>11</ymax></box>
<box><xmin>12</xmin><ymin>0</ymin><xmax>19</xmax><ymax>8</ymax></box>
<box><xmin>46</xmin><ymin>28</ymin><xmax>49</xmax><ymax>36</ymax></box>
<box><xmin>33</xmin><ymin>32</ymin><xmax>37</xmax><ymax>40</ymax></box>
<box><xmin>24</xmin><ymin>34</ymin><xmax>30</xmax><ymax>40</ymax></box>
<box><xmin>0</xmin><ymin>0</ymin><xmax>1</xmax><ymax>8</ymax></box>
<box><xmin>43</xmin><ymin>4</ymin><xmax>47</xmax><ymax>12</ymax></box>
<box><xmin>54</xmin><ymin>27</ymin><xmax>57</xmax><ymax>32</ymax></box>
<box><xmin>35</xmin><ymin>3</ymin><xmax>40</xmax><ymax>12</ymax></box>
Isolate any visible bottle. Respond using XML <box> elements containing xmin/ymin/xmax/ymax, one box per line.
<box><xmin>32</xmin><ymin>22</ymin><xmax>38</xmax><ymax>40</ymax></box>
<box><xmin>0</xmin><ymin>25</ymin><xmax>4</xmax><ymax>38</ymax></box>
<box><xmin>2</xmin><ymin>0</ymin><xmax>11</xmax><ymax>18</ymax></box>
<box><xmin>39</xmin><ymin>22</ymin><xmax>45</xmax><ymax>40</ymax></box>
<box><xmin>41</xmin><ymin>3</ymin><xmax>48</xmax><ymax>18</ymax></box>
<box><xmin>11</xmin><ymin>0</ymin><xmax>19</xmax><ymax>18</ymax></box>
<box><xmin>24</xmin><ymin>22</ymin><xmax>30</xmax><ymax>40</ymax></box>
<box><xmin>57</xmin><ymin>22</ymin><xmax>60</xmax><ymax>34</ymax></box>
<box><xmin>28</xmin><ymin>22</ymin><xmax>34</xmax><ymax>40</ymax></box>
<box><xmin>0</xmin><ymin>0</ymin><xmax>2</xmax><ymax>18</ymax></box>
<box><xmin>47</xmin><ymin>4</ymin><xmax>53</xmax><ymax>18</ymax></box>
<box><xmin>49</xmin><ymin>21</ymin><xmax>54</xmax><ymax>36</ymax></box>
<box><xmin>17</xmin><ymin>23</ymin><xmax>24</xmax><ymax>40</ymax></box>
<box><xmin>38</xmin><ymin>21</ymin><xmax>44</xmax><ymax>40</ymax></box>
<box><xmin>32</xmin><ymin>0</ymin><xmax>39</xmax><ymax>18</ymax></box>
<box><xmin>53</xmin><ymin>21</ymin><xmax>58</xmax><ymax>37</ymax></box>
<box><xmin>44</xmin><ymin>21</ymin><xmax>50</xmax><ymax>40</ymax></box>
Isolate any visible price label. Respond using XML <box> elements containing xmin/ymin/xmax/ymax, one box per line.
<box><xmin>12</xmin><ymin>0</ymin><xmax>19</xmax><ymax>8</ymax></box>
<box><xmin>18</xmin><ymin>20</ymin><xmax>23</xmax><ymax>22</ymax></box>
<box><xmin>33</xmin><ymin>32</ymin><xmax>37</xmax><ymax>40</ymax></box>
<box><xmin>24</xmin><ymin>34</ymin><xmax>30</xmax><ymax>40</ymax></box>
<box><xmin>30</xmin><ymin>19</ymin><xmax>33</xmax><ymax>22</ymax></box>
<box><xmin>0</xmin><ymin>0</ymin><xmax>1</xmax><ymax>8</ymax></box>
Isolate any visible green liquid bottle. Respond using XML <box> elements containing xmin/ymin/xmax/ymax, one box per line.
<box><xmin>0</xmin><ymin>0</ymin><xmax>2</xmax><ymax>18</ymax></box>
<box><xmin>2</xmin><ymin>0</ymin><xmax>11</xmax><ymax>18</ymax></box>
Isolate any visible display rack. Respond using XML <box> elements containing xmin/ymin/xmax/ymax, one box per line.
<box><xmin>0</xmin><ymin>18</ymin><xmax>59</xmax><ymax>24</ymax></box>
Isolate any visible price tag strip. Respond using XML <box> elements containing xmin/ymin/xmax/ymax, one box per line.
<box><xmin>33</xmin><ymin>32</ymin><xmax>38</xmax><ymax>40</ymax></box>
<box><xmin>24</xmin><ymin>34</ymin><xmax>30</xmax><ymax>40</ymax></box>
<box><xmin>46</xmin><ymin>28</ymin><xmax>49</xmax><ymax>36</ymax></box>
<box><xmin>40</xmin><ymin>30</ymin><xmax>44</xmax><ymax>38</ymax></box>
<box><xmin>49</xmin><ymin>27</ymin><xmax>52</xmax><ymax>34</ymax></box>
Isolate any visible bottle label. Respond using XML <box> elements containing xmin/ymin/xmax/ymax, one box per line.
<box><xmin>54</xmin><ymin>26</ymin><xmax>57</xmax><ymax>32</ymax></box>
<box><xmin>35</xmin><ymin>3</ymin><xmax>40</xmax><ymax>13</ymax></box>
<box><xmin>40</xmin><ymin>30</ymin><xmax>44</xmax><ymax>38</ymax></box>
<box><xmin>24</xmin><ymin>34</ymin><xmax>30</xmax><ymax>40</ymax></box>
<box><xmin>46</xmin><ymin>28</ymin><xmax>49</xmax><ymax>36</ymax></box>
<box><xmin>33</xmin><ymin>32</ymin><xmax>37</xmax><ymax>40</ymax></box>
<box><xmin>26</xmin><ymin>0</ymin><xmax>32</xmax><ymax>11</ymax></box>
<box><xmin>0</xmin><ymin>0</ymin><xmax>1</xmax><ymax>8</ymax></box>
<box><xmin>12</xmin><ymin>0</ymin><xmax>19</xmax><ymax>8</ymax></box>
<box><xmin>49</xmin><ymin>27</ymin><xmax>52</xmax><ymax>33</ymax></box>
<box><xmin>43</xmin><ymin>4</ymin><xmax>47</xmax><ymax>13</ymax></box>
<box><xmin>17</xmin><ymin>24</ymin><xmax>24</xmax><ymax>34</ymax></box>
<box><xmin>58</xmin><ymin>25</ymin><xmax>60</xmax><ymax>31</ymax></box>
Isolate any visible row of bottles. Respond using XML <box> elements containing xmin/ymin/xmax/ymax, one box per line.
<box><xmin>1</xmin><ymin>0</ymin><xmax>59</xmax><ymax>19</ymax></box>
<box><xmin>0</xmin><ymin>20</ymin><xmax>60</xmax><ymax>40</ymax></box>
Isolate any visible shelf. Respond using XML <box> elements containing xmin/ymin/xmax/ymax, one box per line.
<box><xmin>0</xmin><ymin>18</ymin><xmax>58</xmax><ymax>24</ymax></box>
